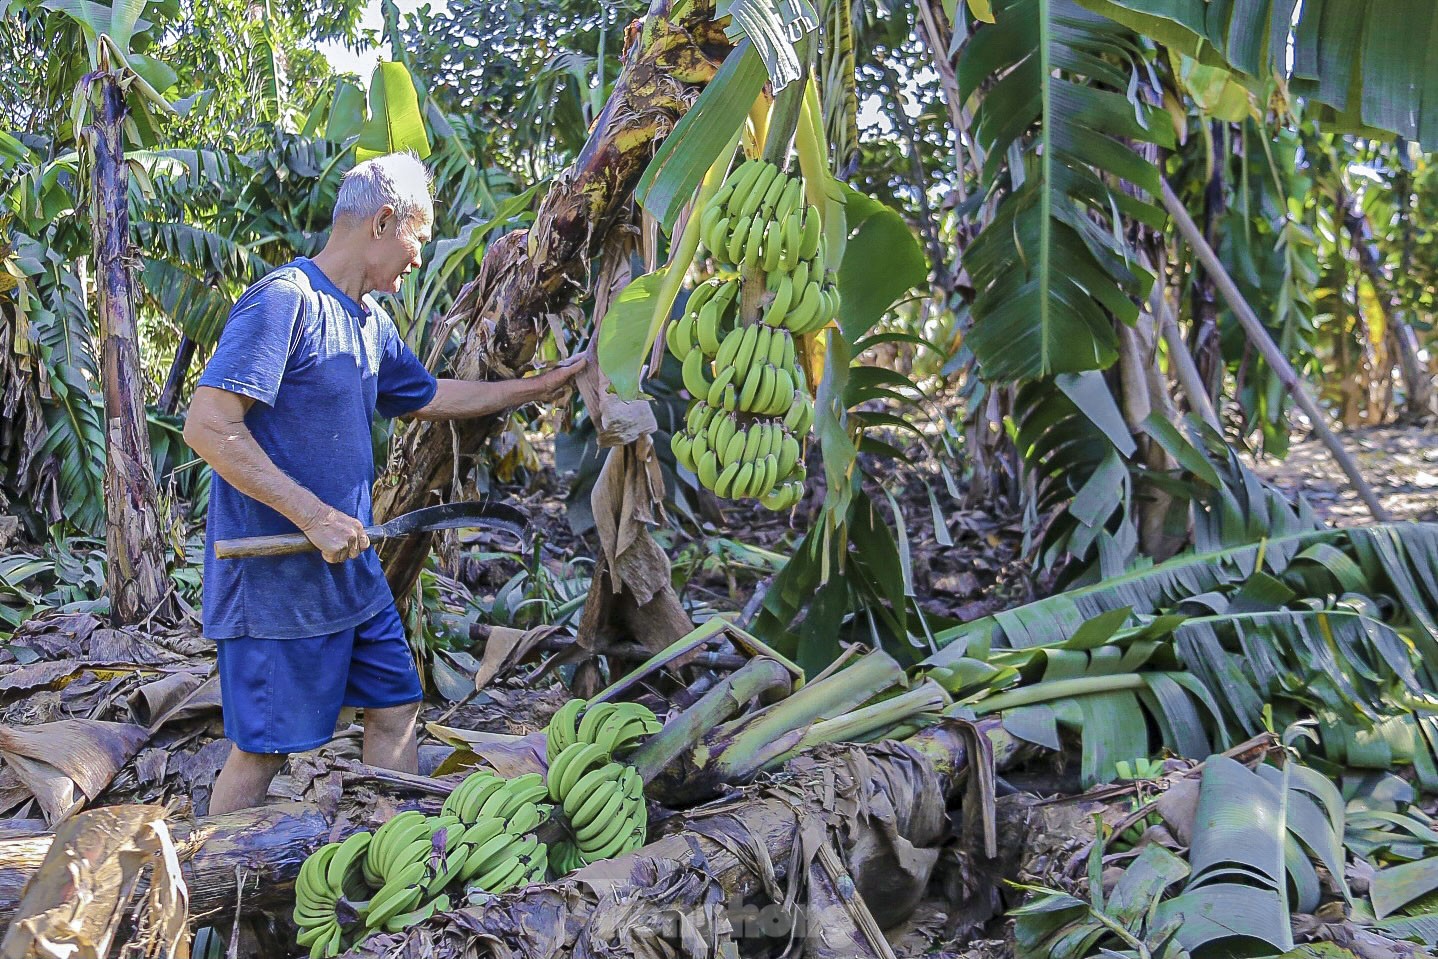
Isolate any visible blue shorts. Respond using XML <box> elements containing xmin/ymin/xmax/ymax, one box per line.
<box><xmin>215</xmin><ymin>603</ymin><xmax>422</xmax><ymax>754</ymax></box>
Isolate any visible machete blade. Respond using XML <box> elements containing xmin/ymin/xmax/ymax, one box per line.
<box><xmin>372</xmin><ymin>502</ymin><xmax>528</xmax><ymax>540</ymax></box>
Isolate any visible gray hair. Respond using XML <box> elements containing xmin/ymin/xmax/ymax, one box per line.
<box><xmin>333</xmin><ymin>152</ymin><xmax>434</xmax><ymax>230</ymax></box>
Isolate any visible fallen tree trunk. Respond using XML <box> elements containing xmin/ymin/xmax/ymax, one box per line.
<box><xmin>347</xmin><ymin>725</ymin><xmax>1017</xmax><ymax>959</ymax></box>
<box><xmin>0</xmin><ymin>801</ymin><xmax>336</xmax><ymax>925</ymax></box>
<box><xmin>0</xmin><ymin>725</ymin><xmax>1019</xmax><ymax>934</ymax></box>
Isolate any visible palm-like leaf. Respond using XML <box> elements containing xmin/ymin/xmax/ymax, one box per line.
<box><xmin>133</xmin><ymin>221</ymin><xmax>269</xmax><ymax>284</ymax></box>
<box><xmin>1078</xmin><ymin>0</ymin><xmax>1438</xmax><ymax>144</ymax></box>
<box><xmin>958</xmin><ymin>0</ymin><xmax>1172</xmax><ymax>382</ymax></box>
<box><xmin>930</xmin><ymin>519</ymin><xmax>1438</xmax><ymax>784</ymax></box>
<box><xmin>27</xmin><ymin>268</ymin><xmax>105</xmax><ymax>534</ymax></box>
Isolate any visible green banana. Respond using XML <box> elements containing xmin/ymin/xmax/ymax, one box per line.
<box><xmin>767</xmin><ymin>368</ymin><xmax>796</xmax><ymax>416</ymax></box>
<box><xmin>721</xmin><ymin>428</ymin><xmax>746</xmax><ymax>468</ymax></box>
<box><xmin>714</xmin><ymin>461</ymin><xmax>741</xmax><ymax>498</ymax></box>
<box><xmin>685</xmin><ymin>401</ymin><xmax>713</xmax><ymax>435</ymax></box>
<box><xmin>460</xmin><ymin>832</ymin><xmax>519</xmax><ymax>882</ymax></box>
<box><xmin>681</xmin><ymin>349</ymin><xmax>712</xmax><ymax>398</ymax></box>
<box><xmin>770</xmin><ymin>328</ymin><xmax>793</xmax><ymax>369</ymax></box>
<box><xmin>325</xmin><ymin>831</ymin><xmax>372</xmax><ymax>891</ymax></box>
<box><xmin>671</xmin><ymin>431</ymin><xmax>694</xmax><ymax>471</ymax></box>
<box><xmin>737</xmin><ymin>361</ymin><xmax>765</xmax><ymax>413</ymax></box>
<box><xmin>757</xmin><ymin>167</ymin><xmax>789</xmax><ymax>216</ymax></box>
<box><xmin>720</xmin><ymin>382</ymin><xmax>739</xmax><ymax>412</ymax></box>
<box><xmin>714</xmin><ymin>324</ymin><xmax>746</xmax><ymax>370</ymax></box>
<box><xmin>725</xmin><ymin>211</ymin><xmax>753</xmax><ymax>265</ymax></box>
<box><xmin>696</xmin><ymin>299</ymin><xmax>723</xmax><ymax>355</ymax></box>
<box><xmin>752</xmin><ymin>364</ymin><xmax>778</xmax><ymax>415</ymax></box>
<box><xmin>777</xmin><ymin>432</ymin><xmax>800</xmax><ymax>477</ymax></box>
<box><xmin>797</xmin><ymin>206</ymin><xmax>821</xmax><ymax>260</ymax></box>
<box><xmin>296</xmin><ymin>920</ymin><xmax>336</xmax><ymax>949</ymax></box>
<box><xmin>562</xmin><ymin>762</ymin><xmax>625</xmax><ymax>819</ymax></box>
<box><xmin>576</xmin><ymin>800</ymin><xmax>633</xmax><ymax>857</ymax></box>
<box><xmin>764</xmin><ymin>274</ymin><xmax>795</xmax><ymax>326</ymax></box>
<box><xmin>546</xmin><ymin>698</ymin><xmax>587</xmax><ymax>763</ymax></box>
<box><xmin>382</xmin><ymin>893</ymin><xmax>450</xmax><ymax>933</ymax></box>
<box><xmin>568</xmin><ymin>774</ymin><xmax>622</xmax><ymax>826</ymax></box>
<box><xmin>736</xmin><ymin>162</ymin><xmax>779</xmax><ymax>220</ymax></box>
<box><xmin>697</xmin><ymin>449</ymin><xmax>720</xmax><ymax>489</ymax></box>
<box><xmin>502</xmin><ymin>802</ymin><xmax>543</xmax><ymax>837</ymax></box>
<box><xmin>761</xmin><ymin>218</ymin><xmax>785</xmax><ymax>272</ymax></box>
<box><xmin>742</xmin><ymin>211</ymin><xmax>765</xmax><ymax>264</ymax></box>
<box><xmin>576</xmin><ymin>702</ymin><xmax>621</xmax><ymax>744</ymax></box>
<box><xmin>774</xmin><ymin>177</ymin><xmax>803</xmax><ymax>224</ymax></box>
<box><xmin>474</xmin><ymin>853</ymin><xmax>528</xmax><ymax>894</ymax></box>
<box><xmin>731</xmin><ymin>324</ymin><xmax>760</xmax><ymax>380</ymax></box>
<box><xmin>723</xmin><ymin>159</ymin><xmax>765</xmax><ymax>218</ymax></box>
<box><xmin>557</xmin><ymin>742</ymin><xmax>610</xmax><ymax>799</ymax></box>
<box><xmin>708</xmin><ymin>215</ymin><xmax>732</xmax><ymax>256</ymax></box>
<box><xmin>363</xmin><ymin>859</ymin><xmax>426</xmax><ymax>929</ymax></box>
<box><xmin>706</xmin><ymin>364</ymin><xmax>737</xmax><ymax>409</ymax></box>
<box><xmin>495</xmin><ymin>773</ymin><xmax>547</xmax><ymax>819</ymax></box>
<box><xmin>706</xmin><ymin>159</ymin><xmax>746</xmax><ymax>214</ymax></box>
<box><xmin>783</xmin><ymin>281</ymin><xmax>821</xmax><ymax>333</ymax></box>
<box><xmin>753</xmin><ymin>454</ymin><xmax>779</xmax><ymax>498</ymax></box>
<box><xmin>783</xmin><ymin>392</ymin><xmax>807</xmax><ymax>431</ymax></box>
<box><xmin>459</xmin><ymin>817</ymin><xmax>505</xmax><ymax>852</ymax></box>
<box><xmin>712</xmin><ymin>412</ymin><xmax>737</xmax><ymax>454</ymax></box>
<box><xmin>789</xmin><ymin>258</ymin><xmax>811</xmax><ymax>295</ymax></box>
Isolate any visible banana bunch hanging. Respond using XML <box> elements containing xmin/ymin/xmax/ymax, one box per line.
<box><xmin>666</xmin><ymin>156</ymin><xmax>835</xmax><ymax>510</ymax></box>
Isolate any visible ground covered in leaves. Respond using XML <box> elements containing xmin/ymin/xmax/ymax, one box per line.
<box><xmin>1251</xmin><ymin>422</ymin><xmax>1438</xmax><ymax>526</ymax></box>
<box><xmin>3</xmin><ymin>422</ymin><xmax>1437</xmax><ymax>957</ymax></box>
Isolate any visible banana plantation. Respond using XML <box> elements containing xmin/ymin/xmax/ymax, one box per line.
<box><xmin>7</xmin><ymin>0</ymin><xmax>1438</xmax><ymax>956</ymax></box>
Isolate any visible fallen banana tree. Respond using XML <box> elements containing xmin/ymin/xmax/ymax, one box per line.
<box><xmin>0</xmin><ymin>722</ymin><xmax>1019</xmax><ymax>937</ymax></box>
<box><xmin>344</xmin><ymin>722</ymin><xmax>1021</xmax><ymax>959</ymax></box>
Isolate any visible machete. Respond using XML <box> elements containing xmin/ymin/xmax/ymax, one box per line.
<box><xmin>213</xmin><ymin>501</ymin><xmax>527</xmax><ymax>559</ymax></box>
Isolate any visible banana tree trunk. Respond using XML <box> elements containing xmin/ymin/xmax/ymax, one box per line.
<box><xmin>0</xmin><ymin>726</ymin><xmax>1016</xmax><ymax>933</ymax></box>
<box><xmin>346</xmin><ymin>726</ymin><xmax>1016</xmax><ymax>959</ymax></box>
<box><xmin>88</xmin><ymin>70</ymin><xmax>170</xmax><ymax>624</ymax></box>
<box><xmin>158</xmin><ymin>334</ymin><xmax>197</xmax><ymax>415</ymax></box>
<box><xmin>372</xmin><ymin>1</ymin><xmax>730</xmax><ymax>602</ymax></box>
<box><xmin>1343</xmin><ymin>201</ymin><xmax>1434</xmax><ymax>420</ymax></box>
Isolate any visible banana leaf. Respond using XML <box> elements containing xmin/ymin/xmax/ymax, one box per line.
<box><xmin>957</xmin><ymin>0</ymin><xmax>1171</xmax><ymax>382</ymax></box>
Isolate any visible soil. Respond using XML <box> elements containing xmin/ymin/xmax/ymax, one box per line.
<box><xmin>1248</xmin><ymin>422</ymin><xmax>1438</xmax><ymax>527</ymax></box>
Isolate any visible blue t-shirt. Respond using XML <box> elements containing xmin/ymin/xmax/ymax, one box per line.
<box><xmin>197</xmin><ymin>257</ymin><xmax>438</xmax><ymax>640</ymax></box>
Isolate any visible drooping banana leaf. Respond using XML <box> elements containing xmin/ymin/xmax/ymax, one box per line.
<box><xmin>1012</xmin><ymin>845</ymin><xmax>1191</xmax><ymax>958</ymax></box>
<box><xmin>957</xmin><ymin>0</ymin><xmax>1172</xmax><ymax>382</ymax></box>
<box><xmin>1075</xmin><ymin>0</ymin><xmax>1438</xmax><ymax>146</ymax></box>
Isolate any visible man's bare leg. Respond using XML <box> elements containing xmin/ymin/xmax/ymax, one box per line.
<box><xmin>209</xmin><ymin>746</ymin><xmax>287</xmax><ymax>815</ymax></box>
<box><xmin>363</xmin><ymin>701</ymin><xmax>420</xmax><ymax>773</ymax></box>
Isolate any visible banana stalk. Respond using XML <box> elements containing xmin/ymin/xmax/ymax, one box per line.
<box><xmin>965</xmin><ymin>673</ymin><xmax>1150</xmax><ymax>715</ymax></box>
<box><xmin>765</xmin><ymin>679</ymin><xmax>952</xmax><ymax>768</ymax></box>
<box><xmin>630</xmin><ymin>657</ymin><xmax>794</xmax><ymax>799</ymax></box>
<box><xmin>646</xmin><ymin>650</ymin><xmax>907</xmax><ymax>801</ymax></box>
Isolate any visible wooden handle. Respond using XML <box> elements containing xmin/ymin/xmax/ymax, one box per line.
<box><xmin>214</xmin><ymin>532</ymin><xmax>317</xmax><ymax>559</ymax></box>
<box><xmin>214</xmin><ymin>527</ymin><xmax>382</xmax><ymax>559</ymax></box>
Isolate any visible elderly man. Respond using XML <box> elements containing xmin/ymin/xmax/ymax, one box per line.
<box><xmin>185</xmin><ymin>152</ymin><xmax>583</xmax><ymax>813</ymax></box>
